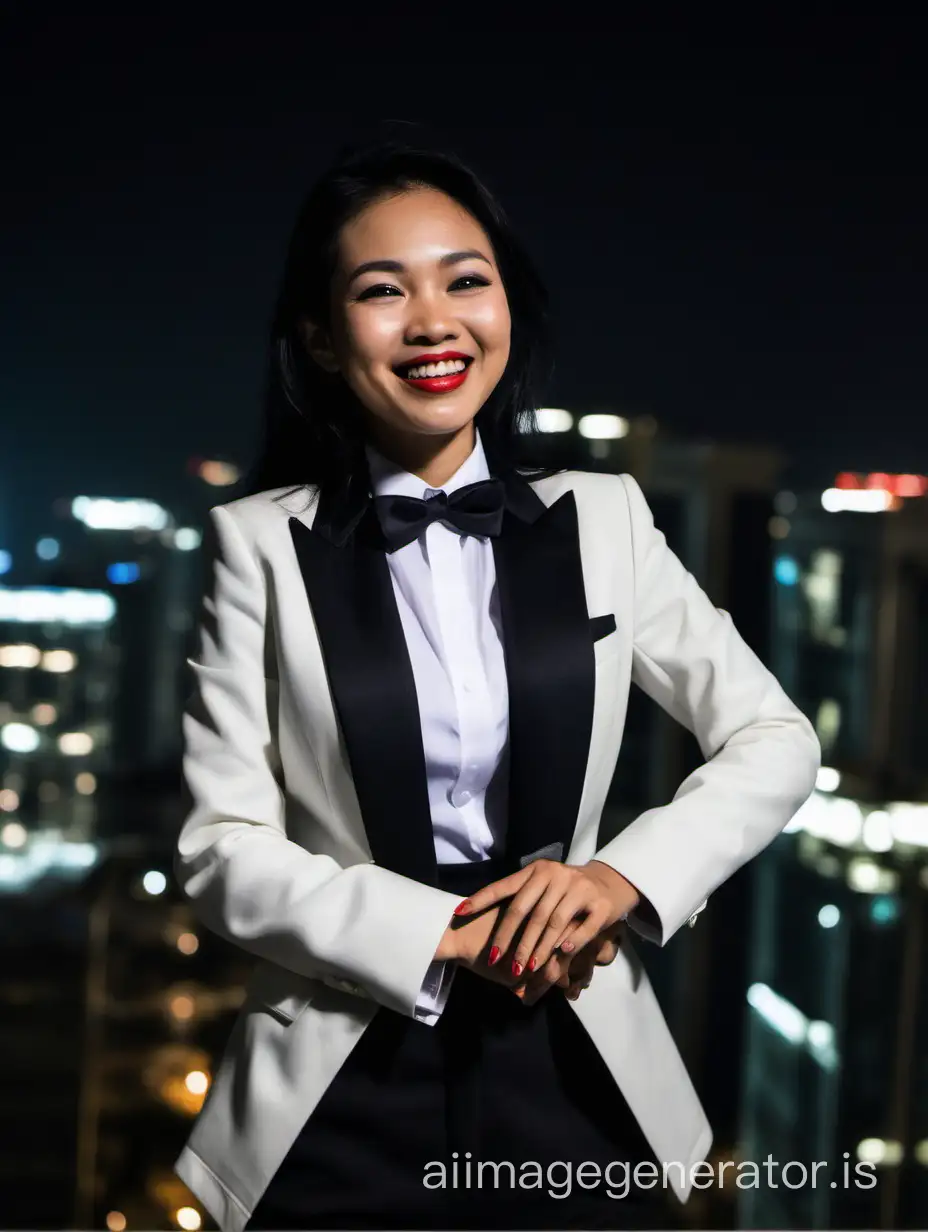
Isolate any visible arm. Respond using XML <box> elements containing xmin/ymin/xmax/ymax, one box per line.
<box><xmin>176</xmin><ymin>503</ymin><xmax>465</xmax><ymax>1021</ymax></box>
<box><xmin>592</xmin><ymin>473</ymin><xmax>821</xmax><ymax>946</ymax></box>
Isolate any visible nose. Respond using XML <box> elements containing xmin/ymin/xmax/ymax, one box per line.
<box><xmin>403</xmin><ymin>289</ymin><xmax>458</xmax><ymax>347</ymax></box>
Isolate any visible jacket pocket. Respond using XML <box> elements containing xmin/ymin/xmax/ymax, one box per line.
<box><xmin>589</xmin><ymin>613</ymin><xmax>617</xmax><ymax>643</ymax></box>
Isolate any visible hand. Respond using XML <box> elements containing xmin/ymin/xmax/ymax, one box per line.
<box><xmin>516</xmin><ymin>919</ymin><xmax>626</xmax><ymax>1006</ymax></box>
<box><xmin>435</xmin><ymin>903</ymin><xmax>567</xmax><ymax>993</ymax></box>
<box><xmin>455</xmin><ymin>858</ymin><xmax>639</xmax><ymax>979</ymax></box>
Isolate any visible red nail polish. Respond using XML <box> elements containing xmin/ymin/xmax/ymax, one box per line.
<box><xmin>512</xmin><ymin>960</ymin><xmax>522</xmax><ymax>977</ymax></box>
<box><xmin>528</xmin><ymin>956</ymin><xmax>537</xmax><ymax>972</ymax></box>
<box><xmin>488</xmin><ymin>945</ymin><xmax>500</xmax><ymax>966</ymax></box>
<box><xmin>454</xmin><ymin>899</ymin><xmax>472</xmax><ymax>915</ymax></box>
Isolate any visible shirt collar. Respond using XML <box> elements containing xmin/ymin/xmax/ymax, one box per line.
<box><xmin>365</xmin><ymin>429</ymin><xmax>490</xmax><ymax>499</ymax></box>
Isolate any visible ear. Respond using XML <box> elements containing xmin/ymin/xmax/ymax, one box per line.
<box><xmin>300</xmin><ymin>319</ymin><xmax>340</xmax><ymax>374</ymax></box>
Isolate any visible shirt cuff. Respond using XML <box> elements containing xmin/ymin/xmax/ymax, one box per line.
<box><xmin>413</xmin><ymin>959</ymin><xmax>456</xmax><ymax>1025</ymax></box>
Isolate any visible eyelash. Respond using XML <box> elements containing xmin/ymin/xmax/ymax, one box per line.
<box><xmin>357</xmin><ymin>274</ymin><xmax>491</xmax><ymax>301</ymax></box>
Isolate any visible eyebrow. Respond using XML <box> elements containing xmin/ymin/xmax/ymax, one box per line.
<box><xmin>346</xmin><ymin>249</ymin><xmax>492</xmax><ymax>284</ymax></box>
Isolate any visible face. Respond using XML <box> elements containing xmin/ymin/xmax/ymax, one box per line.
<box><xmin>309</xmin><ymin>186</ymin><xmax>511</xmax><ymax>450</ymax></box>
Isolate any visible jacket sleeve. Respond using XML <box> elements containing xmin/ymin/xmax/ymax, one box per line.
<box><xmin>592</xmin><ymin>473</ymin><xmax>821</xmax><ymax>946</ymax></box>
<box><xmin>175</xmin><ymin>503</ymin><xmax>465</xmax><ymax>1021</ymax></box>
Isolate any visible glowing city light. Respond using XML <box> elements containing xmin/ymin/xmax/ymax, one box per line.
<box><xmin>174</xmin><ymin>528</ymin><xmax>202</xmax><ymax>551</ymax></box>
<box><xmin>821</xmin><ymin>488</ymin><xmax>895</xmax><ymax>513</ymax></box>
<box><xmin>1</xmin><ymin>723</ymin><xmax>40</xmax><ymax>753</ymax></box>
<box><xmin>534</xmin><ymin>408</ymin><xmax>574</xmax><ymax>433</ymax></box>
<box><xmin>143</xmin><ymin>870</ymin><xmax>168</xmax><ymax>896</ymax></box>
<box><xmin>184</xmin><ymin>1070</ymin><xmax>210</xmax><ymax>1095</ymax></box>
<box><xmin>0</xmin><ymin>588</ymin><xmax>115</xmax><ymax>626</ymax></box>
<box><xmin>1</xmin><ymin>822</ymin><xmax>27</xmax><ymax>848</ymax></box>
<box><xmin>0</xmin><ymin>644</ymin><xmax>42</xmax><ymax>668</ymax></box>
<box><xmin>75</xmin><ymin>772</ymin><xmax>97</xmax><ymax>795</ymax></box>
<box><xmin>58</xmin><ymin>732</ymin><xmax>94</xmax><ymax>756</ymax></box>
<box><xmin>43</xmin><ymin>649</ymin><xmax>78</xmax><ymax>672</ymax></box>
<box><xmin>198</xmin><ymin>460</ymin><xmax>240</xmax><ymax>487</ymax></box>
<box><xmin>72</xmin><ymin>496</ymin><xmax>171</xmax><ymax>531</ymax></box>
<box><xmin>815</xmin><ymin>767</ymin><xmax>841</xmax><ymax>793</ymax></box>
<box><xmin>169</xmin><ymin>994</ymin><xmax>196</xmax><ymax>1021</ymax></box>
<box><xmin>36</xmin><ymin>538</ymin><xmax>60</xmax><ymax>561</ymax></box>
<box><xmin>175</xmin><ymin>1207</ymin><xmax>202</xmax><ymax>1230</ymax></box>
<box><xmin>817</xmin><ymin>904</ymin><xmax>840</xmax><ymax>929</ymax></box>
<box><xmin>577</xmin><ymin>413</ymin><xmax>629</xmax><ymax>440</ymax></box>
<box><xmin>774</xmin><ymin>556</ymin><xmax>800</xmax><ymax>586</ymax></box>
<box><xmin>857</xmin><ymin>1138</ymin><xmax>903</xmax><ymax>1166</ymax></box>
<box><xmin>107</xmin><ymin>562</ymin><xmax>140</xmax><ymax>585</ymax></box>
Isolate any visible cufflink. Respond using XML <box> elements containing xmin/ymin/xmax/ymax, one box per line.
<box><xmin>520</xmin><ymin>841</ymin><xmax>564</xmax><ymax>868</ymax></box>
<box><xmin>687</xmin><ymin>899</ymin><xmax>708</xmax><ymax>927</ymax></box>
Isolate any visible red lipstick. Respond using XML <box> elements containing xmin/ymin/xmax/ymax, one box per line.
<box><xmin>394</xmin><ymin>351</ymin><xmax>473</xmax><ymax>395</ymax></box>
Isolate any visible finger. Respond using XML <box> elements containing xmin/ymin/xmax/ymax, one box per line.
<box><xmin>567</xmin><ymin>949</ymin><xmax>597</xmax><ymax>984</ymax></box>
<box><xmin>528</xmin><ymin>885</ymin><xmax>599</xmax><ymax>972</ymax></box>
<box><xmin>594</xmin><ymin>937</ymin><xmax>619</xmax><ymax>966</ymax></box>
<box><xmin>511</xmin><ymin>878</ymin><xmax>572</xmax><ymax>975</ymax></box>
<box><xmin>488</xmin><ymin>874</ymin><xmax>550</xmax><ymax>968</ymax></box>
<box><xmin>459</xmin><ymin>866</ymin><xmax>533</xmax><ymax>916</ymax></box>
<box><xmin>521</xmin><ymin>950</ymin><xmax>573</xmax><ymax>1004</ymax></box>
<box><xmin>552</xmin><ymin>900</ymin><xmax>615</xmax><ymax>961</ymax></box>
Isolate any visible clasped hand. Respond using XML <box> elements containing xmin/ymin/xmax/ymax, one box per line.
<box><xmin>441</xmin><ymin>859</ymin><xmax>640</xmax><ymax>1005</ymax></box>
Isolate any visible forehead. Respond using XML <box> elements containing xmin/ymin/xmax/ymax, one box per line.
<box><xmin>337</xmin><ymin>187</ymin><xmax>492</xmax><ymax>265</ymax></box>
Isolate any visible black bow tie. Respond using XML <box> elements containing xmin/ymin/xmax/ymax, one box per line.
<box><xmin>372</xmin><ymin>478</ymin><xmax>506</xmax><ymax>553</ymax></box>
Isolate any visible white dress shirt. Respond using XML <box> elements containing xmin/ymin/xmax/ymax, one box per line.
<box><xmin>364</xmin><ymin>430</ymin><xmax>509</xmax><ymax>1022</ymax></box>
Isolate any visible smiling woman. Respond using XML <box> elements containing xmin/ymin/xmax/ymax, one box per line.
<box><xmin>240</xmin><ymin>141</ymin><xmax>552</xmax><ymax>497</ymax></box>
<box><xmin>174</xmin><ymin>139</ymin><xmax>820</xmax><ymax>1232</ymax></box>
<box><xmin>301</xmin><ymin>186</ymin><xmax>513</xmax><ymax>466</ymax></box>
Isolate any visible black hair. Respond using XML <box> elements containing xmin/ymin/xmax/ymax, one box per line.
<box><xmin>238</xmin><ymin>139</ymin><xmax>555</xmax><ymax>497</ymax></box>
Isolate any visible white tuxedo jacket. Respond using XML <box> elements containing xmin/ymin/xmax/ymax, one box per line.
<box><xmin>172</xmin><ymin>466</ymin><xmax>820</xmax><ymax>1231</ymax></box>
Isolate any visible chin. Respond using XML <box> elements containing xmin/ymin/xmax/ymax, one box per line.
<box><xmin>388</xmin><ymin>398</ymin><xmax>480</xmax><ymax>438</ymax></box>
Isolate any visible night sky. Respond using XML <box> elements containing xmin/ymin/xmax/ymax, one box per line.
<box><xmin>3</xmin><ymin>11</ymin><xmax>925</xmax><ymax>547</ymax></box>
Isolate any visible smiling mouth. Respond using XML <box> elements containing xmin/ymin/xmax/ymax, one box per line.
<box><xmin>392</xmin><ymin>355</ymin><xmax>474</xmax><ymax>394</ymax></box>
<box><xmin>393</xmin><ymin>356</ymin><xmax>473</xmax><ymax>380</ymax></box>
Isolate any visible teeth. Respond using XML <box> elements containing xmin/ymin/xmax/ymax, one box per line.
<box><xmin>404</xmin><ymin>359</ymin><xmax>468</xmax><ymax>379</ymax></box>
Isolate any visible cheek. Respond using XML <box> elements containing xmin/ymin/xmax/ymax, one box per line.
<box><xmin>340</xmin><ymin>310</ymin><xmax>404</xmax><ymax>371</ymax></box>
<box><xmin>469</xmin><ymin>294</ymin><xmax>512</xmax><ymax>360</ymax></box>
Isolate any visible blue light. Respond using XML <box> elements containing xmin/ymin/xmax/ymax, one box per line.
<box><xmin>107</xmin><ymin>562</ymin><xmax>140</xmax><ymax>585</ymax></box>
<box><xmin>774</xmin><ymin>556</ymin><xmax>800</xmax><ymax>586</ymax></box>
<box><xmin>870</xmin><ymin>895</ymin><xmax>898</xmax><ymax>926</ymax></box>
<box><xmin>0</xmin><ymin>551</ymin><xmax>11</xmax><ymax>576</ymax></box>
<box><xmin>36</xmin><ymin>538</ymin><xmax>60</xmax><ymax>561</ymax></box>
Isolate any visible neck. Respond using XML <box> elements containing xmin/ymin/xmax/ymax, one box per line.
<box><xmin>366</xmin><ymin>420</ymin><xmax>477</xmax><ymax>488</ymax></box>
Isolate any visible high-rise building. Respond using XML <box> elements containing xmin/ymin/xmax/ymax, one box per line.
<box><xmin>740</xmin><ymin>472</ymin><xmax>928</xmax><ymax>1229</ymax></box>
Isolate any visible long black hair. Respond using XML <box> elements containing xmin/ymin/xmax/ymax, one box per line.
<box><xmin>238</xmin><ymin>140</ymin><xmax>555</xmax><ymax>498</ymax></box>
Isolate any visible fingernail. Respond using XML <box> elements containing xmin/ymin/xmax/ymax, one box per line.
<box><xmin>454</xmin><ymin>899</ymin><xmax>472</xmax><ymax>915</ymax></box>
<box><xmin>527</xmin><ymin>956</ymin><xmax>537</xmax><ymax>972</ymax></box>
<box><xmin>488</xmin><ymin>945</ymin><xmax>500</xmax><ymax>966</ymax></box>
<box><xmin>560</xmin><ymin>940</ymin><xmax>575</xmax><ymax>953</ymax></box>
<box><xmin>511</xmin><ymin>960</ymin><xmax>522</xmax><ymax>977</ymax></box>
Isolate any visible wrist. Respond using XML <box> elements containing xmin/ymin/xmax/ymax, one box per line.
<box><xmin>587</xmin><ymin>860</ymin><xmax>640</xmax><ymax>914</ymax></box>
<box><xmin>434</xmin><ymin>921</ymin><xmax>464</xmax><ymax>963</ymax></box>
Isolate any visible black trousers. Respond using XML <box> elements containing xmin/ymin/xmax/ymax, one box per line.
<box><xmin>248</xmin><ymin>859</ymin><xmax>675</xmax><ymax>1230</ymax></box>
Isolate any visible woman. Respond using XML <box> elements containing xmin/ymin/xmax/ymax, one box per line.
<box><xmin>173</xmin><ymin>141</ymin><xmax>820</xmax><ymax>1231</ymax></box>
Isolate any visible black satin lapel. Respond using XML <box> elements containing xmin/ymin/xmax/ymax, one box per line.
<box><xmin>289</xmin><ymin>509</ymin><xmax>438</xmax><ymax>886</ymax></box>
<box><xmin>492</xmin><ymin>489</ymin><xmax>596</xmax><ymax>867</ymax></box>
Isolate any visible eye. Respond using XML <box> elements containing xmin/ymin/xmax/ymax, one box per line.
<box><xmin>450</xmin><ymin>274</ymin><xmax>491</xmax><ymax>292</ymax></box>
<box><xmin>357</xmin><ymin>283</ymin><xmax>403</xmax><ymax>301</ymax></box>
